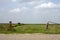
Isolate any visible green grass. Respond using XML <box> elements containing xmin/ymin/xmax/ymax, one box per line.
<box><xmin>0</xmin><ymin>24</ymin><xmax>60</xmax><ymax>34</ymax></box>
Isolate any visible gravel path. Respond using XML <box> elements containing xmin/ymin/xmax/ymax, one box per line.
<box><xmin>0</xmin><ymin>34</ymin><xmax>60</xmax><ymax>40</ymax></box>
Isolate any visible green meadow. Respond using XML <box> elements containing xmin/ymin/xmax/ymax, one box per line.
<box><xmin>0</xmin><ymin>24</ymin><xmax>60</xmax><ymax>34</ymax></box>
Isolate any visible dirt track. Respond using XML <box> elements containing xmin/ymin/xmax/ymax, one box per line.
<box><xmin>0</xmin><ymin>34</ymin><xmax>60</xmax><ymax>40</ymax></box>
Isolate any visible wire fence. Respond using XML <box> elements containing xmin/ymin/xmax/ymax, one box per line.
<box><xmin>46</xmin><ymin>21</ymin><xmax>60</xmax><ymax>33</ymax></box>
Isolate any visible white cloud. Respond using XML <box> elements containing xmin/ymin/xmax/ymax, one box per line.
<box><xmin>28</xmin><ymin>1</ymin><xmax>35</xmax><ymax>5</ymax></box>
<box><xmin>11</xmin><ymin>0</ymin><xmax>17</xmax><ymax>2</ymax></box>
<box><xmin>22</xmin><ymin>7</ymin><xmax>28</xmax><ymax>9</ymax></box>
<box><xmin>35</xmin><ymin>2</ymin><xmax>60</xmax><ymax>8</ymax></box>
<box><xmin>10</xmin><ymin>8</ymin><xmax>21</xmax><ymax>13</ymax></box>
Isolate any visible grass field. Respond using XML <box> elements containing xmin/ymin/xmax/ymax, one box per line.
<box><xmin>0</xmin><ymin>24</ymin><xmax>60</xmax><ymax>34</ymax></box>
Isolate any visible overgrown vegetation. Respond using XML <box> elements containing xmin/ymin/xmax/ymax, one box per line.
<box><xmin>0</xmin><ymin>24</ymin><xmax>60</xmax><ymax>34</ymax></box>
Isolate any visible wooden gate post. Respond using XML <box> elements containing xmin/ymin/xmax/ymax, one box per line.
<box><xmin>8</xmin><ymin>21</ymin><xmax>13</xmax><ymax>31</ymax></box>
<box><xmin>46</xmin><ymin>21</ymin><xmax>49</xmax><ymax>29</ymax></box>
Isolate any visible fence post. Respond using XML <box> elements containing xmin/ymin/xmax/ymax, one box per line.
<box><xmin>46</xmin><ymin>21</ymin><xmax>49</xmax><ymax>29</ymax></box>
<box><xmin>8</xmin><ymin>21</ymin><xmax>13</xmax><ymax>31</ymax></box>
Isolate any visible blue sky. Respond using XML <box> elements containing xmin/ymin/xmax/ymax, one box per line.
<box><xmin>0</xmin><ymin>0</ymin><xmax>60</xmax><ymax>24</ymax></box>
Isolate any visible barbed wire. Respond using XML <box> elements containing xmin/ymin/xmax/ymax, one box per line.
<box><xmin>47</xmin><ymin>21</ymin><xmax>60</xmax><ymax>24</ymax></box>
